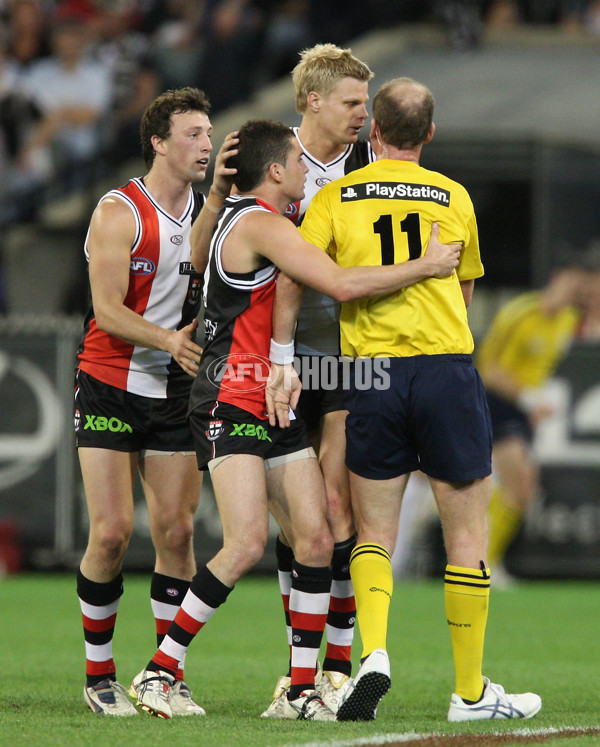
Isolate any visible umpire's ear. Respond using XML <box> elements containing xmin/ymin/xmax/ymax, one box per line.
<box><xmin>370</xmin><ymin>120</ymin><xmax>383</xmax><ymax>155</ymax></box>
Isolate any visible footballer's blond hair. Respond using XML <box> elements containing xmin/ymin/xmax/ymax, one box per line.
<box><xmin>292</xmin><ymin>43</ymin><xmax>373</xmax><ymax>114</ymax></box>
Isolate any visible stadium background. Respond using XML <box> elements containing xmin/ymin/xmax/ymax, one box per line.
<box><xmin>1</xmin><ymin>1</ymin><xmax>600</xmax><ymax>577</ymax></box>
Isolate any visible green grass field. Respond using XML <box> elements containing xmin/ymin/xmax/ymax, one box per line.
<box><xmin>1</xmin><ymin>573</ymin><xmax>599</xmax><ymax>747</ymax></box>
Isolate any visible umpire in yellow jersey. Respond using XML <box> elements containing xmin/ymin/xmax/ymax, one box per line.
<box><xmin>299</xmin><ymin>77</ymin><xmax>542</xmax><ymax>723</ymax></box>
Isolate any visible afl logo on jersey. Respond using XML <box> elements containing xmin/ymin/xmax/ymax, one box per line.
<box><xmin>284</xmin><ymin>201</ymin><xmax>299</xmax><ymax>219</ymax></box>
<box><xmin>130</xmin><ymin>257</ymin><xmax>156</xmax><ymax>275</ymax></box>
<box><xmin>316</xmin><ymin>177</ymin><xmax>331</xmax><ymax>188</ymax></box>
<box><xmin>171</xmin><ymin>234</ymin><xmax>183</xmax><ymax>245</ymax></box>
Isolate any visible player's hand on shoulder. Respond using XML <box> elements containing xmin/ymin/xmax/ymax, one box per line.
<box><xmin>423</xmin><ymin>222</ymin><xmax>461</xmax><ymax>278</ymax></box>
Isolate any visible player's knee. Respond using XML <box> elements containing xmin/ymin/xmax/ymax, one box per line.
<box><xmin>92</xmin><ymin>522</ymin><xmax>132</xmax><ymax>563</ymax></box>
<box><xmin>244</xmin><ymin>533</ymin><xmax>268</xmax><ymax>569</ymax></box>
<box><xmin>325</xmin><ymin>485</ymin><xmax>352</xmax><ymax>529</ymax></box>
<box><xmin>225</xmin><ymin>531</ymin><xmax>267</xmax><ymax>575</ymax></box>
<box><xmin>293</xmin><ymin>527</ymin><xmax>333</xmax><ymax>567</ymax></box>
<box><xmin>161</xmin><ymin>517</ymin><xmax>195</xmax><ymax>555</ymax></box>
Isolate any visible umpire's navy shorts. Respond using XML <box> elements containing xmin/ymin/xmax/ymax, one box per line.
<box><xmin>296</xmin><ymin>355</ymin><xmax>346</xmax><ymax>432</ymax></box>
<box><xmin>344</xmin><ymin>354</ymin><xmax>492</xmax><ymax>482</ymax></box>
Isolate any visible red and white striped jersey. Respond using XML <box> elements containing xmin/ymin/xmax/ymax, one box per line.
<box><xmin>77</xmin><ymin>177</ymin><xmax>205</xmax><ymax>398</ymax></box>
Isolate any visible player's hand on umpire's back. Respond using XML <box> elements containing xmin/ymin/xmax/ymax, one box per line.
<box><xmin>167</xmin><ymin>318</ymin><xmax>204</xmax><ymax>377</ymax></box>
<box><xmin>424</xmin><ymin>222</ymin><xmax>461</xmax><ymax>278</ymax></box>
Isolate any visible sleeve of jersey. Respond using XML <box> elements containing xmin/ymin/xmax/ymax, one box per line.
<box><xmin>299</xmin><ymin>188</ymin><xmax>336</xmax><ymax>259</ymax></box>
<box><xmin>457</xmin><ymin>201</ymin><xmax>485</xmax><ymax>283</ymax></box>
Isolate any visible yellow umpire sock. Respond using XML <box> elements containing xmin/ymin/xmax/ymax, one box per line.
<box><xmin>445</xmin><ymin>563</ymin><xmax>490</xmax><ymax>702</ymax></box>
<box><xmin>350</xmin><ymin>543</ymin><xmax>392</xmax><ymax>658</ymax></box>
<box><xmin>487</xmin><ymin>486</ymin><xmax>523</xmax><ymax>567</ymax></box>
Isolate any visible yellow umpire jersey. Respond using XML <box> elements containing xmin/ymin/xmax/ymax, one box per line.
<box><xmin>475</xmin><ymin>291</ymin><xmax>580</xmax><ymax>390</ymax></box>
<box><xmin>300</xmin><ymin>159</ymin><xmax>484</xmax><ymax>358</ymax></box>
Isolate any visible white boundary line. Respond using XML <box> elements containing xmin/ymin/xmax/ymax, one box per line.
<box><xmin>278</xmin><ymin>725</ymin><xmax>600</xmax><ymax>747</ymax></box>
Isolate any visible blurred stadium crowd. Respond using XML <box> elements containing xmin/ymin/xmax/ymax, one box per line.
<box><xmin>1</xmin><ymin>0</ymin><xmax>600</xmax><ymax>313</ymax></box>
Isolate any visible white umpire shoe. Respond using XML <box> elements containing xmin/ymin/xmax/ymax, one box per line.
<box><xmin>169</xmin><ymin>680</ymin><xmax>206</xmax><ymax>716</ymax></box>
<box><xmin>448</xmin><ymin>677</ymin><xmax>542</xmax><ymax>721</ymax></box>
<box><xmin>130</xmin><ymin>668</ymin><xmax>175</xmax><ymax>719</ymax></box>
<box><xmin>336</xmin><ymin>649</ymin><xmax>391</xmax><ymax>721</ymax></box>
<box><xmin>83</xmin><ymin>678</ymin><xmax>138</xmax><ymax>716</ymax></box>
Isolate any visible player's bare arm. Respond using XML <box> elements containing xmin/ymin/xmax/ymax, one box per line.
<box><xmin>190</xmin><ymin>131</ymin><xmax>239</xmax><ymax>273</ymax></box>
<box><xmin>235</xmin><ymin>214</ymin><xmax>460</xmax><ymax>301</ymax></box>
<box><xmin>271</xmin><ymin>223</ymin><xmax>459</xmax><ymax>344</ymax></box>
<box><xmin>460</xmin><ymin>278</ymin><xmax>475</xmax><ymax>307</ymax></box>
<box><xmin>479</xmin><ymin>362</ymin><xmax>523</xmax><ymax>403</ymax></box>
<box><xmin>88</xmin><ymin>196</ymin><xmax>203</xmax><ymax>377</ymax></box>
<box><xmin>479</xmin><ymin>362</ymin><xmax>553</xmax><ymax>424</ymax></box>
<box><xmin>265</xmin><ymin>273</ymin><xmax>304</xmax><ymax>427</ymax></box>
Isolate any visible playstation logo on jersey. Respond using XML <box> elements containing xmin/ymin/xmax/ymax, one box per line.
<box><xmin>341</xmin><ymin>187</ymin><xmax>358</xmax><ymax>199</ymax></box>
<box><xmin>130</xmin><ymin>257</ymin><xmax>155</xmax><ymax>275</ymax></box>
<box><xmin>206</xmin><ymin>419</ymin><xmax>224</xmax><ymax>441</ymax></box>
<box><xmin>316</xmin><ymin>177</ymin><xmax>331</xmax><ymax>188</ymax></box>
<box><xmin>171</xmin><ymin>234</ymin><xmax>183</xmax><ymax>245</ymax></box>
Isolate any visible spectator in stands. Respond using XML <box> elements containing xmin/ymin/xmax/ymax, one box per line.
<box><xmin>0</xmin><ymin>27</ymin><xmax>42</xmax><ymax>226</ymax></box>
<box><xmin>476</xmin><ymin>249</ymin><xmax>600</xmax><ymax>585</ymax></box>
<box><xmin>199</xmin><ymin>0</ymin><xmax>267</xmax><ymax>113</ymax></box>
<box><xmin>5</xmin><ymin>0</ymin><xmax>51</xmax><ymax>72</ymax></box>
<box><xmin>255</xmin><ymin>0</ymin><xmax>313</xmax><ymax>86</ymax></box>
<box><xmin>484</xmin><ymin>0</ymin><xmax>598</xmax><ymax>32</ymax></box>
<box><xmin>52</xmin><ymin>0</ymin><xmax>102</xmax><ymax>27</ymax></box>
<box><xmin>150</xmin><ymin>0</ymin><xmax>203</xmax><ymax>90</ymax></box>
<box><xmin>92</xmin><ymin>1</ymin><xmax>160</xmax><ymax>166</ymax></box>
<box><xmin>19</xmin><ymin>15</ymin><xmax>112</xmax><ymax>196</ymax></box>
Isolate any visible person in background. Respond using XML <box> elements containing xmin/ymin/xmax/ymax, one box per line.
<box><xmin>476</xmin><ymin>250</ymin><xmax>600</xmax><ymax>585</ymax></box>
<box><xmin>92</xmin><ymin>0</ymin><xmax>161</xmax><ymax>167</ymax></box>
<box><xmin>19</xmin><ymin>16</ymin><xmax>112</xmax><ymax>195</ymax></box>
<box><xmin>5</xmin><ymin>0</ymin><xmax>51</xmax><ymax>72</ymax></box>
<box><xmin>0</xmin><ymin>28</ymin><xmax>42</xmax><ymax>226</ymax></box>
